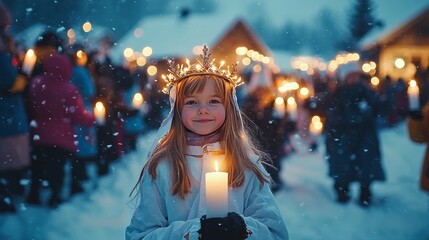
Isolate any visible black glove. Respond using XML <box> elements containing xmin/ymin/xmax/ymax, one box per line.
<box><xmin>199</xmin><ymin>212</ymin><xmax>251</xmax><ymax>240</ymax></box>
<box><xmin>408</xmin><ymin>110</ymin><xmax>423</xmax><ymax>120</ymax></box>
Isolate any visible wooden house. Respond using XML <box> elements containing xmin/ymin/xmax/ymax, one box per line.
<box><xmin>111</xmin><ymin>11</ymin><xmax>271</xmax><ymax>80</ymax></box>
<box><xmin>362</xmin><ymin>7</ymin><xmax>429</xmax><ymax>80</ymax></box>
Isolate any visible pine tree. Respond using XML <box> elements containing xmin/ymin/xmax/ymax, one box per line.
<box><xmin>347</xmin><ymin>0</ymin><xmax>383</xmax><ymax>49</ymax></box>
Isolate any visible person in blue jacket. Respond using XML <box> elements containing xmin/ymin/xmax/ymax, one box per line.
<box><xmin>126</xmin><ymin>46</ymin><xmax>288</xmax><ymax>240</ymax></box>
<box><xmin>0</xmin><ymin>3</ymin><xmax>30</xmax><ymax>213</ymax></box>
<box><xmin>67</xmin><ymin>44</ymin><xmax>98</xmax><ymax>195</ymax></box>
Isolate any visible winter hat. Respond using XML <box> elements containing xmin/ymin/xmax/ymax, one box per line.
<box><xmin>35</xmin><ymin>31</ymin><xmax>63</xmax><ymax>49</ymax></box>
<box><xmin>336</xmin><ymin>61</ymin><xmax>362</xmax><ymax>81</ymax></box>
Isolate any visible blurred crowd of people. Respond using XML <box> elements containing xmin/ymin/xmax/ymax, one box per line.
<box><xmin>2</xmin><ymin>2</ymin><xmax>429</xmax><ymax>214</ymax></box>
<box><xmin>0</xmin><ymin>3</ymin><xmax>157</xmax><ymax>212</ymax></box>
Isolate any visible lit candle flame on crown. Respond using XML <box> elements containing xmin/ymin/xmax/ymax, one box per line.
<box><xmin>410</xmin><ymin>79</ymin><xmax>416</xmax><ymax>87</ymax></box>
<box><xmin>215</xmin><ymin>161</ymin><xmax>219</xmax><ymax>172</ymax></box>
<box><xmin>161</xmin><ymin>45</ymin><xmax>242</xmax><ymax>94</ymax></box>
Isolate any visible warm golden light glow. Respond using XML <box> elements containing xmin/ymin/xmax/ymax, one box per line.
<box><xmin>262</xmin><ymin>56</ymin><xmax>270</xmax><ymax>64</ymax></box>
<box><xmin>370</xmin><ymin>77</ymin><xmax>380</xmax><ymax>86</ymax></box>
<box><xmin>312</xmin><ymin>115</ymin><xmax>321</xmax><ymax>123</ymax></box>
<box><xmin>95</xmin><ymin>102</ymin><xmax>104</xmax><ymax>111</ymax></box>
<box><xmin>235</xmin><ymin>46</ymin><xmax>248</xmax><ymax>56</ymax></box>
<box><xmin>253</xmin><ymin>64</ymin><xmax>262</xmax><ymax>72</ymax></box>
<box><xmin>136</xmin><ymin>56</ymin><xmax>147</xmax><ymax>66</ymax></box>
<box><xmin>76</xmin><ymin>50</ymin><xmax>87</xmax><ymax>66</ymax></box>
<box><xmin>123</xmin><ymin>48</ymin><xmax>134</xmax><ymax>58</ymax></box>
<box><xmin>67</xmin><ymin>29</ymin><xmax>76</xmax><ymax>38</ymax></box>
<box><xmin>300</xmin><ymin>87</ymin><xmax>309</xmax><ymax>97</ymax></box>
<box><xmin>242</xmin><ymin>57</ymin><xmax>251</xmax><ymax>65</ymax></box>
<box><xmin>362</xmin><ymin>63</ymin><xmax>372</xmax><ymax>73</ymax></box>
<box><xmin>147</xmin><ymin>65</ymin><xmax>157</xmax><ymax>76</ymax></box>
<box><xmin>82</xmin><ymin>21</ymin><xmax>92</xmax><ymax>32</ymax></box>
<box><xmin>275</xmin><ymin>97</ymin><xmax>285</xmax><ymax>105</ymax></box>
<box><xmin>26</xmin><ymin>49</ymin><xmax>35</xmax><ymax>58</ymax></box>
<box><xmin>132</xmin><ymin>93</ymin><xmax>144</xmax><ymax>108</ymax></box>
<box><xmin>94</xmin><ymin>102</ymin><xmax>106</xmax><ymax>125</ymax></box>
<box><xmin>310</xmin><ymin>115</ymin><xmax>323</xmax><ymax>135</ymax></box>
<box><xmin>299</xmin><ymin>63</ymin><xmax>309</xmax><ymax>71</ymax></box>
<box><xmin>22</xmin><ymin>49</ymin><xmax>37</xmax><ymax>75</ymax></box>
<box><xmin>142</xmin><ymin>47</ymin><xmax>152</xmax><ymax>57</ymax></box>
<box><xmin>394</xmin><ymin>58</ymin><xmax>405</xmax><ymax>69</ymax></box>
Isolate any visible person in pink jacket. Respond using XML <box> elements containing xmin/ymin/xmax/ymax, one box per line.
<box><xmin>26</xmin><ymin>53</ymin><xmax>95</xmax><ymax>207</ymax></box>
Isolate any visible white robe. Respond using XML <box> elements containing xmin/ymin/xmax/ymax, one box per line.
<box><xmin>126</xmin><ymin>142</ymin><xmax>289</xmax><ymax>240</ymax></box>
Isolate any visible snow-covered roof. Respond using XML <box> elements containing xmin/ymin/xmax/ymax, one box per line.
<box><xmin>360</xmin><ymin>2</ymin><xmax>429</xmax><ymax>50</ymax></box>
<box><xmin>14</xmin><ymin>23</ymin><xmax>47</xmax><ymax>49</ymax></box>
<box><xmin>111</xmin><ymin>12</ymin><xmax>244</xmax><ymax>63</ymax></box>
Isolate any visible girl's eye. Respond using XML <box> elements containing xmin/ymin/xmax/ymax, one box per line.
<box><xmin>185</xmin><ymin>100</ymin><xmax>197</xmax><ymax>105</ymax></box>
<box><xmin>209</xmin><ymin>99</ymin><xmax>221</xmax><ymax>104</ymax></box>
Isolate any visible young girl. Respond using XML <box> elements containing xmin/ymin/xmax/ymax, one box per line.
<box><xmin>126</xmin><ymin>46</ymin><xmax>288</xmax><ymax>240</ymax></box>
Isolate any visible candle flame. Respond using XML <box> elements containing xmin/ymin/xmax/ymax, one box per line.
<box><xmin>95</xmin><ymin>101</ymin><xmax>104</xmax><ymax>111</ymax></box>
<box><xmin>409</xmin><ymin>79</ymin><xmax>417</xmax><ymax>88</ymax></box>
<box><xmin>26</xmin><ymin>49</ymin><xmax>35</xmax><ymax>57</ymax></box>
<box><xmin>287</xmin><ymin>97</ymin><xmax>296</xmax><ymax>105</ymax></box>
<box><xmin>133</xmin><ymin>93</ymin><xmax>143</xmax><ymax>102</ymax></box>
<box><xmin>215</xmin><ymin>161</ymin><xmax>219</xmax><ymax>172</ymax></box>
<box><xmin>275</xmin><ymin>97</ymin><xmax>284</xmax><ymax>105</ymax></box>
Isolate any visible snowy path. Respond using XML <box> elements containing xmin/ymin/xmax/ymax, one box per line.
<box><xmin>1</xmin><ymin>122</ymin><xmax>428</xmax><ymax>240</ymax></box>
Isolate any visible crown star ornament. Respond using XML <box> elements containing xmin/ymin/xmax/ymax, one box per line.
<box><xmin>161</xmin><ymin>45</ymin><xmax>243</xmax><ymax>94</ymax></box>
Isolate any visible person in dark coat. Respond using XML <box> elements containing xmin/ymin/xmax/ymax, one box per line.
<box><xmin>26</xmin><ymin>53</ymin><xmax>95</xmax><ymax>207</ymax></box>
<box><xmin>407</xmin><ymin>104</ymin><xmax>429</xmax><ymax>195</ymax></box>
<box><xmin>0</xmin><ymin>2</ymin><xmax>30</xmax><ymax>213</ymax></box>
<box><xmin>241</xmin><ymin>65</ymin><xmax>294</xmax><ymax>193</ymax></box>
<box><xmin>324</xmin><ymin>62</ymin><xmax>386</xmax><ymax>206</ymax></box>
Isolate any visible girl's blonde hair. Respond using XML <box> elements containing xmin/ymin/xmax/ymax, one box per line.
<box><xmin>131</xmin><ymin>75</ymin><xmax>270</xmax><ymax>199</ymax></box>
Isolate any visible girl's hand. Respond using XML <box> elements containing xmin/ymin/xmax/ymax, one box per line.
<box><xmin>198</xmin><ymin>212</ymin><xmax>251</xmax><ymax>240</ymax></box>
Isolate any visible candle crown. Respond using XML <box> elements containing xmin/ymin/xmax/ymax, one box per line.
<box><xmin>161</xmin><ymin>45</ymin><xmax>243</xmax><ymax>94</ymax></box>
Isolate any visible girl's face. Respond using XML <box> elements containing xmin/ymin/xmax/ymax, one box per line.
<box><xmin>181</xmin><ymin>78</ymin><xmax>226</xmax><ymax>135</ymax></box>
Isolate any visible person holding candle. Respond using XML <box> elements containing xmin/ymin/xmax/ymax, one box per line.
<box><xmin>406</xmin><ymin>95</ymin><xmax>429</xmax><ymax>196</ymax></box>
<box><xmin>121</xmin><ymin>67</ymin><xmax>145</xmax><ymax>153</ymax></box>
<box><xmin>126</xmin><ymin>46</ymin><xmax>288</xmax><ymax>240</ymax></box>
<box><xmin>89</xmin><ymin>63</ymin><xmax>138</xmax><ymax>176</ymax></box>
<box><xmin>66</xmin><ymin>44</ymin><xmax>98</xmax><ymax>195</ymax></box>
<box><xmin>26</xmin><ymin>53</ymin><xmax>96</xmax><ymax>207</ymax></box>
<box><xmin>241</xmin><ymin>66</ymin><xmax>295</xmax><ymax>193</ymax></box>
<box><xmin>325</xmin><ymin>61</ymin><xmax>385</xmax><ymax>207</ymax></box>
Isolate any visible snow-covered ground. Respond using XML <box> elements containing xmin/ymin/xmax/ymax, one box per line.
<box><xmin>0</xmin><ymin>122</ymin><xmax>428</xmax><ymax>240</ymax></box>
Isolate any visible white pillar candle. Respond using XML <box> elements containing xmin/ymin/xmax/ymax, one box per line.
<box><xmin>76</xmin><ymin>50</ymin><xmax>88</xmax><ymax>66</ymax></box>
<box><xmin>205</xmin><ymin>161</ymin><xmax>228</xmax><ymax>218</ymax></box>
<box><xmin>287</xmin><ymin>97</ymin><xmax>297</xmax><ymax>121</ymax></box>
<box><xmin>310</xmin><ymin>122</ymin><xmax>323</xmax><ymax>135</ymax></box>
<box><xmin>408</xmin><ymin>80</ymin><xmax>419</xmax><ymax>110</ymax></box>
<box><xmin>22</xmin><ymin>49</ymin><xmax>37</xmax><ymax>75</ymax></box>
<box><xmin>132</xmin><ymin>92</ymin><xmax>144</xmax><ymax>109</ymax></box>
<box><xmin>94</xmin><ymin>101</ymin><xmax>106</xmax><ymax>125</ymax></box>
<box><xmin>310</xmin><ymin>116</ymin><xmax>323</xmax><ymax>135</ymax></box>
<box><xmin>273</xmin><ymin>97</ymin><xmax>286</xmax><ymax>118</ymax></box>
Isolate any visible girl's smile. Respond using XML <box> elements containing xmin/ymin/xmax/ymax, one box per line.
<box><xmin>181</xmin><ymin>79</ymin><xmax>226</xmax><ymax>136</ymax></box>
